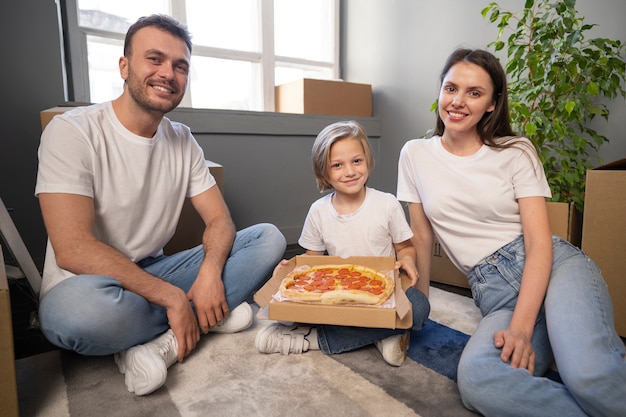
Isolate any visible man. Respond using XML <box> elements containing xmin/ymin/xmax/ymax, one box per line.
<box><xmin>35</xmin><ymin>14</ymin><xmax>286</xmax><ymax>396</ymax></box>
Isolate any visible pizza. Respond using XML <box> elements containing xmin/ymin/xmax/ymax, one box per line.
<box><xmin>278</xmin><ymin>264</ymin><xmax>395</xmax><ymax>305</ymax></box>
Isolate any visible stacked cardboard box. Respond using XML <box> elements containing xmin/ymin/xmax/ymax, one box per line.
<box><xmin>275</xmin><ymin>78</ymin><xmax>372</xmax><ymax>117</ymax></box>
<box><xmin>0</xmin><ymin>246</ymin><xmax>19</xmax><ymax>417</ymax></box>
<box><xmin>431</xmin><ymin>201</ymin><xmax>582</xmax><ymax>289</ymax></box>
<box><xmin>581</xmin><ymin>159</ymin><xmax>626</xmax><ymax>337</ymax></box>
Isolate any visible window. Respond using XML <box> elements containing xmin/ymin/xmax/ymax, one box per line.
<box><xmin>64</xmin><ymin>0</ymin><xmax>339</xmax><ymax>112</ymax></box>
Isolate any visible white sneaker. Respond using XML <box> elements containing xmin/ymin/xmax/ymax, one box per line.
<box><xmin>255</xmin><ymin>323</ymin><xmax>312</xmax><ymax>355</ymax></box>
<box><xmin>375</xmin><ymin>332</ymin><xmax>410</xmax><ymax>367</ymax></box>
<box><xmin>114</xmin><ymin>329</ymin><xmax>178</xmax><ymax>395</ymax></box>
<box><xmin>211</xmin><ymin>302</ymin><xmax>254</xmax><ymax>333</ymax></box>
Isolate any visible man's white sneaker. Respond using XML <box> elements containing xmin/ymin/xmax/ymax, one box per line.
<box><xmin>375</xmin><ymin>332</ymin><xmax>410</xmax><ymax>367</ymax></box>
<box><xmin>211</xmin><ymin>302</ymin><xmax>254</xmax><ymax>333</ymax></box>
<box><xmin>255</xmin><ymin>323</ymin><xmax>312</xmax><ymax>355</ymax></box>
<box><xmin>114</xmin><ymin>329</ymin><xmax>178</xmax><ymax>396</ymax></box>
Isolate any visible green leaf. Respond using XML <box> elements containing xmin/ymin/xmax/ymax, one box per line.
<box><xmin>524</xmin><ymin>122</ymin><xmax>537</xmax><ymax>137</ymax></box>
<box><xmin>585</xmin><ymin>81</ymin><xmax>599</xmax><ymax>96</ymax></box>
<box><xmin>482</xmin><ymin>0</ymin><xmax>626</xmax><ymax>207</ymax></box>
<box><xmin>564</xmin><ymin>101</ymin><xmax>576</xmax><ymax>114</ymax></box>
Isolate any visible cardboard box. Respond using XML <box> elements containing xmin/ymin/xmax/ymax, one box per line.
<box><xmin>581</xmin><ymin>158</ymin><xmax>626</xmax><ymax>337</ymax></box>
<box><xmin>40</xmin><ymin>105</ymin><xmax>69</xmax><ymax>131</ymax></box>
<box><xmin>0</xmin><ymin>247</ymin><xmax>19</xmax><ymax>417</ymax></box>
<box><xmin>254</xmin><ymin>256</ymin><xmax>412</xmax><ymax>329</ymax></box>
<box><xmin>430</xmin><ymin>237</ymin><xmax>468</xmax><ymax>288</ymax></box>
<box><xmin>275</xmin><ymin>78</ymin><xmax>372</xmax><ymax>117</ymax></box>
<box><xmin>430</xmin><ymin>201</ymin><xmax>584</xmax><ymax>289</ymax></box>
<box><xmin>546</xmin><ymin>201</ymin><xmax>582</xmax><ymax>247</ymax></box>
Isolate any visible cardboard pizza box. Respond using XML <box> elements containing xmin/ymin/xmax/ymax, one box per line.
<box><xmin>254</xmin><ymin>256</ymin><xmax>413</xmax><ymax>329</ymax></box>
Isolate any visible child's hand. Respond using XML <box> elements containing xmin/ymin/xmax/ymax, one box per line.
<box><xmin>395</xmin><ymin>256</ymin><xmax>419</xmax><ymax>287</ymax></box>
<box><xmin>272</xmin><ymin>259</ymin><xmax>290</xmax><ymax>278</ymax></box>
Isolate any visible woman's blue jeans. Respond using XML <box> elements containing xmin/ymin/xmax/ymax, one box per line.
<box><xmin>458</xmin><ymin>234</ymin><xmax>626</xmax><ymax>417</ymax></box>
<box><xmin>316</xmin><ymin>287</ymin><xmax>430</xmax><ymax>354</ymax></box>
<box><xmin>38</xmin><ymin>223</ymin><xmax>286</xmax><ymax>356</ymax></box>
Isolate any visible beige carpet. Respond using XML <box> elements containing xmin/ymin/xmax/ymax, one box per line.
<box><xmin>16</xmin><ymin>286</ymin><xmax>482</xmax><ymax>417</ymax></box>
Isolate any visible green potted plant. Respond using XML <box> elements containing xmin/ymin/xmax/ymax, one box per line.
<box><xmin>481</xmin><ymin>0</ymin><xmax>626</xmax><ymax>214</ymax></box>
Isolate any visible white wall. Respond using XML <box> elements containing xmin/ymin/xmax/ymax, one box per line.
<box><xmin>342</xmin><ymin>0</ymin><xmax>626</xmax><ymax>193</ymax></box>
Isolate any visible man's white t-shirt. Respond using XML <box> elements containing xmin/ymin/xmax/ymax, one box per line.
<box><xmin>397</xmin><ymin>136</ymin><xmax>551</xmax><ymax>274</ymax></box>
<box><xmin>298</xmin><ymin>187</ymin><xmax>413</xmax><ymax>258</ymax></box>
<box><xmin>35</xmin><ymin>102</ymin><xmax>215</xmax><ymax>297</ymax></box>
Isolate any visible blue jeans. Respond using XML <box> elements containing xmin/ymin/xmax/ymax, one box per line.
<box><xmin>317</xmin><ymin>287</ymin><xmax>430</xmax><ymax>354</ymax></box>
<box><xmin>39</xmin><ymin>223</ymin><xmax>286</xmax><ymax>356</ymax></box>
<box><xmin>458</xmin><ymin>234</ymin><xmax>626</xmax><ymax>417</ymax></box>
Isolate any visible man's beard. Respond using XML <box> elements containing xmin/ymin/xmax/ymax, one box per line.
<box><xmin>126</xmin><ymin>72</ymin><xmax>183</xmax><ymax>114</ymax></box>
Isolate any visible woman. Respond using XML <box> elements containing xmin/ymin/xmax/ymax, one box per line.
<box><xmin>397</xmin><ymin>48</ymin><xmax>625</xmax><ymax>417</ymax></box>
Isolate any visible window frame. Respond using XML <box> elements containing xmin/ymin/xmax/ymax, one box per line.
<box><xmin>62</xmin><ymin>0</ymin><xmax>340</xmax><ymax>112</ymax></box>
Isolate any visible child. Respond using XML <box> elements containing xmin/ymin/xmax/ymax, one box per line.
<box><xmin>255</xmin><ymin>121</ymin><xmax>430</xmax><ymax>366</ymax></box>
<box><xmin>397</xmin><ymin>48</ymin><xmax>626</xmax><ymax>416</ymax></box>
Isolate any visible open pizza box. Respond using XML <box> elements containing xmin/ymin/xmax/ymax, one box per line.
<box><xmin>253</xmin><ymin>256</ymin><xmax>413</xmax><ymax>329</ymax></box>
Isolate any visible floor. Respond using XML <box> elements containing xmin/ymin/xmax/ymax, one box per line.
<box><xmin>9</xmin><ymin>244</ymin><xmax>472</xmax><ymax>360</ymax></box>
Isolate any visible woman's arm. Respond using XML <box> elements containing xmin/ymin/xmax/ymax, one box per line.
<box><xmin>408</xmin><ymin>203</ymin><xmax>433</xmax><ymax>298</ymax></box>
<box><xmin>495</xmin><ymin>196</ymin><xmax>553</xmax><ymax>374</ymax></box>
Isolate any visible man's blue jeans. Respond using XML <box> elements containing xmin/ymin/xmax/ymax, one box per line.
<box><xmin>39</xmin><ymin>223</ymin><xmax>286</xmax><ymax>355</ymax></box>
<box><xmin>458</xmin><ymin>234</ymin><xmax>626</xmax><ymax>417</ymax></box>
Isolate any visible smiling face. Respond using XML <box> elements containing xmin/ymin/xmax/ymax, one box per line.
<box><xmin>119</xmin><ymin>26</ymin><xmax>190</xmax><ymax>115</ymax></box>
<box><xmin>438</xmin><ymin>61</ymin><xmax>496</xmax><ymax>139</ymax></box>
<box><xmin>326</xmin><ymin>137</ymin><xmax>370</xmax><ymax>197</ymax></box>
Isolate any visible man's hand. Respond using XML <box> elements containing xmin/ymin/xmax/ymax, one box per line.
<box><xmin>165</xmin><ymin>288</ymin><xmax>201</xmax><ymax>362</ymax></box>
<box><xmin>493</xmin><ymin>328</ymin><xmax>536</xmax><ymax>375</ymax></box>
<box><xmin>186</xmin><ymin>270</ymin><xmax>229</xmax><ymax>334</ymax></box>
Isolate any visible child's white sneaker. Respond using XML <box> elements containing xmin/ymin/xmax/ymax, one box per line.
<box><xmin>375</xmin><ymin>332</ymin><xmax>410</xmax><ymax>366</ymax></box>
<box><xmin>114</xmin><ymin>329</ymin><xmax>178</xmax><ymax>395</ymax></box>
<box><xmin>255</xmin><ymin>323</ymin><xmax>312</xmax><ymax>355</ymax></box>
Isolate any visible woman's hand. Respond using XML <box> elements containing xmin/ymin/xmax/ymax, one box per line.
<box><xmin>493</xmin><ymin>328</ymin><xmax>536</xmax><ymax>375</ymax></box>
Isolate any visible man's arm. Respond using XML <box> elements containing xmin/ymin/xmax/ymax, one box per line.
<box><xmin>186</xmin><ymin>185</ymin><xmax>236</xmax><ymax>333</ymax></box>
<box><xmin>38</xmin><ymin>192</ymin><xmax>199</xmax><ymax>360</ymax></box>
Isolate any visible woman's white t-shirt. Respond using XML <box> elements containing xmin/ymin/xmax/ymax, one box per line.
<box><xmin>397</xmin><ymin>136</ymin><xmax>551</xmax><ymax>274</ymax></box>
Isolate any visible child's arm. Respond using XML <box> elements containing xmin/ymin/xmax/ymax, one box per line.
<box><xmin>305</xmin><ymin>250</ymin><xmax>325</xmax><ymax>256</ymax></box>
<box><xmin>393</xmin><ymin>240</ymin><xmax>419</xmax><ymax>288</ymax></box>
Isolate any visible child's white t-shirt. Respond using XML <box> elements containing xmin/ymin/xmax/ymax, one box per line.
<box><xmin>298</xmin><ymin>187</ymin><xmax>413</xmax><ymax>258</ymax></box>
<box><xmin>35</xmin><ymin>102</ymin><xmax>215</xmax><ymax>297</ymax></box>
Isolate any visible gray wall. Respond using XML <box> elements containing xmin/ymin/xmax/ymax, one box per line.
<box><xmin>342</xmin><ymin>0</ymin><xmax>626</xmax><ymax>193</ymax></box>
<box><xmin>2</xmin><ymin>0</ymin><xmax>625</xmax><ymax>266</ymax></box>
<box><xmin>169</xmin><ymin>109</ymin><xmax>382</xmax><ymax>244</ymax></box>
<box><xmin>1</xmin><ymin>0</ymin><xmax>66</xmax><ymax>266</ymax></box>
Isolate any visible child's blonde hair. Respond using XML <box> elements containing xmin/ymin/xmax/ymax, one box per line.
<box><xmin>311</xmin><ymin>121</ymin><xmax>374</xmax><ymax>192</ymax></box>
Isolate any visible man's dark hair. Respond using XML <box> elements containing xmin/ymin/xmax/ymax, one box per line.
<box><xmin>124</xmin><ymin>14</ymin><xmax>192</xmax><ymax>56</ymax></box>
